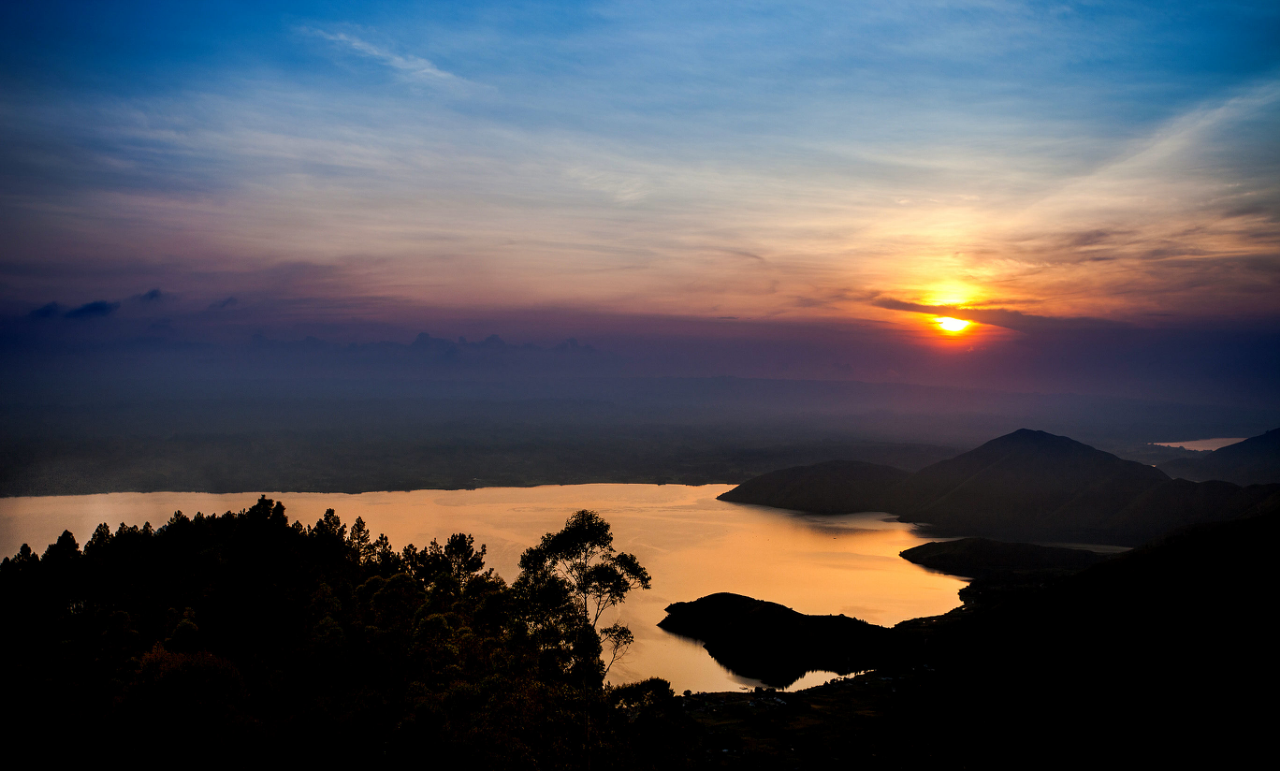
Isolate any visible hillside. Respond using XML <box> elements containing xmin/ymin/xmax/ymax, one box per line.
<box><xmin>1159</xmin><ymin>427</ymin><xmax>1280</xmax><ymax>485</ymax></box>
<box><xmin>1109</xmin><ymin>477</ymin><xmax>1280</xmax><ymax>540</ymax></box>
<box><xmin>719</xmin><ymin>428</ymin><xmax>1276</xmax><ymax>544</ymax></box>
<box><xmin>895</xmin><ymin>429</ymin><xmax>1169</xmax><ymax>540</ymax></box>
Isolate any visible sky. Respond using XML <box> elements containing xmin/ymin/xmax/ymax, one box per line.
<box><xmin>2</xmin><ymin>1</ymin><xmax>1278</xmax><ymax>402</ymax></box>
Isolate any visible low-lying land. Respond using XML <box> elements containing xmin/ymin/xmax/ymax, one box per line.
<box><xmin>0</xmin><ymin>413</ymin><xmax>957</xmax><ymax>496</ymax></box>
<box><xmin>898</xmin><ymin>537</ymin><xmax>1105</xmax><ymax>576</ymax></box>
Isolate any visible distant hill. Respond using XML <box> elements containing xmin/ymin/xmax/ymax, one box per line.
<box><xmin>719</xmin><ymin>428</ymin><xmax>1280</xmax><ymax>544</ymax></box>
<box><xmin>1158</xmin><ymin>427</ymin><xmax>1280</xmax><ymax>485</ymax></box>
<box><xmin>715</xmin><ymin>460</ymin><xmax>909</xmax><ymax>513</ymax></box>
<box><xmin>1110</xmin><ymin>477</ymin><xmax>1280</xmax><ymax>538</ymax></box>
<box><xmin>894</xmin><ymin>429</ymin><xmax>1169</xmax><ymax>540</ymax></box>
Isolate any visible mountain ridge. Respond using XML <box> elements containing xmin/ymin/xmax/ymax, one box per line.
<box><xmin>1158</xmin><ymin>427</ymin><xmax>1280</xmax><ymax>485</ymax></box>
<box><xmin>718</xmin><ymin>427</ymin><xmax>1280</xmax><ymax>544</ymax></box>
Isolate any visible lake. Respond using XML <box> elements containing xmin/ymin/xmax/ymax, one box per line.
<box><xmin>0</xmin><ymin>484</ymin><xmax>967</xmax><ymax>692</ymax></box>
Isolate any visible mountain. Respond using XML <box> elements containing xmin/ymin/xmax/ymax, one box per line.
<box><xmin>719</xmin><ymin>428</ymin><xmax>1279</xmax><ymax>544</ymax></box>
<box><xmin>1158</xmin><ymin>427</ymin><xmax>1280</xmax><ymax>485</ymax></box>
<box><xmin>894</xmin><ymin>429</ymin><xmax>1169</xmax><ymax>540</ymax></box>
<box><xmin>715</xmin><ymin>459</ymin><xmax>909</xmax><ymax>513</ymax></box>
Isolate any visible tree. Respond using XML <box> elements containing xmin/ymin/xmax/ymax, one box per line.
<box><xmin>309</xmin><ymin>508</ymin><xmax>347</xmax><ymax>541</ymax></box>
<box><xmin>420</xmin><ymin>533</ymin><xmax>491</xmax><ymax>583</ymax></box>
<box><xmin>599</xmin><ymin>623</ymin><xmax>634</xmax><ymax>676</ymax></box>
<box><xmin>85</xmin><ymin>522</ymin><xmax>113</xmax><ymax>554</ymax></box>
<box><xmin>518</xmin><ymin>510</ymin><xmax>651</xmax><ymax>674</ymax></box>
<box><xmin>349</xmin><ymin>516</ymin><xmax>374</xmax><ymax>563</ymax></box>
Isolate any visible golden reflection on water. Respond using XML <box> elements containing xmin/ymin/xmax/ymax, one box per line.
<box><xmin>0</xmin><ymin>484</ymin><xmax>966</xmax><ymax>693</ymax></box>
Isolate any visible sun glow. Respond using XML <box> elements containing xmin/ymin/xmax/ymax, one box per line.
<box><xmin>936</xmin><ymin>317</ymin><xmax>971</xmax><ymax>333</ymax></box>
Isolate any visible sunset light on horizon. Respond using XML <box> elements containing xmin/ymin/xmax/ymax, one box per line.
<box><xmin>935</xmin><ymin>318</ymin><xmax>972</xmax><ymax>334</ymax></box>
<box><xmin>1</xmin><ymin>1</ymin><xmax>1276</xmax><ymax>402</ymax></box>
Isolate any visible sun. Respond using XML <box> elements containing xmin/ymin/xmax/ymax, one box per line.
<box><xmin>935</xmin><ymin>317</ymin><xmax>971</xmax><ymax>333</ymax></box>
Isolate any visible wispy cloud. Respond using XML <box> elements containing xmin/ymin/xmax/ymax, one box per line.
<box><xmin>869</xmin><ymin>296</ymin><xmax>1125</xmax><ymax>334</ymax></box>
<box><xmin>300</xmin><ymin>27</ymin><xmax>459</xmax><ymax>84</ymax></box>
<box><xmin>2</xmin><ymin>3</ymin><xmax>1277</xmax><ymax>338</ymax></box>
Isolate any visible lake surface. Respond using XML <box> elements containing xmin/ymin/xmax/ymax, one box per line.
<box><xmin>0</xmin><ymin>484</ymin><xmax>967</xmax><ymax>692</ymax></box>
<box><xmin>1152</xmin><ymin>437</ymin><xmax>1246</xmax><ymax>451</ymax></box>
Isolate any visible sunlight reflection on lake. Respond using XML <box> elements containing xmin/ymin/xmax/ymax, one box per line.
<box><xmin>0</xmin><ymin>484</ymin><xmax>967</xmax><ymax>692</ymax></box>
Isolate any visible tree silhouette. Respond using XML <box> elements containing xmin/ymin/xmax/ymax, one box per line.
<box><xmin>421</xmin><ymin>532</ymin><xmax>491</xmax><ymax>583</ymax></box>
<box><xmin>600</xmin><ymin>623</ymin><xmax>634</xmax><ymax>676</ymax></box>
<box><xmin>0</xmin><ymin>500</ymin><xmax>691</xmax><ymax>767</ymax></box>
<box><xmin>520</xmin><ymin>509</ymin><xmax>651</xmax><ymax>628</ymax></box>
<box><xmin>518</xmin><ymin>510</ymin><xmax>651</xmax><ymax>677</ymax></box>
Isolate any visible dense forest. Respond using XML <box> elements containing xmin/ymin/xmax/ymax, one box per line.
<box><xmin>0</xmin><ymin>498</ymin><xmax>696</xmax><ymax>766</ymax></box>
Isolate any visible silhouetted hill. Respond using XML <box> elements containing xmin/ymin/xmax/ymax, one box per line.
<box><xmin>715</xmin><ymin>460</ymin><xmax>909</xmax><ymax>513</ymax></box>
<box><xmin>896</xmin><ymin>429</ymin><xmax>1168</xmax><ymax>540</ymax></box>
<box><xmin>1110</xmin><ymin>477</ymin><xmax>1280</xmax><ymax>540</ymax></box>
<box><xmin>657</xmin><ymin>593</ymin><xmax>894</xmax><ymax>688</ymax></box>
<box><xmin>1159</xmin><ymin>427</ymin><xmax>1280</xmax><ymax>485</ymax></box>
<box><xmin>899</xmin><ymin>537</ymin><xmax>1102</xmax><ymax>576</ymax></box>
<box><xmin>720</xmin><ymin>428</ymin><xmax>1274</xmax><ymax>544</ymax></box>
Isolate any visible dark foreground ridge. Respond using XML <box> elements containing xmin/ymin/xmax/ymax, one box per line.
<box><xmin>657</xmin><ymin>593</ymin><xmax>895</xmax><ymax>688</ymax></box>
<box><xmin>719</xmin><ymin>427</ymin><xmax>1280</xmax><ymax>544</ymax></box>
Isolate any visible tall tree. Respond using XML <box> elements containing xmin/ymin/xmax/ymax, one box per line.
<box><xmin>518</xmin><ymin>510</ymin><xmax>651</xmax><ymax>673</ymax></box>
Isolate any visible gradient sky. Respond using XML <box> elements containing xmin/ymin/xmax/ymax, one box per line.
<box><xmin>2</xmin><ymin>1</ymin><xmax>1278</xmax><ymax>398</ymax></box>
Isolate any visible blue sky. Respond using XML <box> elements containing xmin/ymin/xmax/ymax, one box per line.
<box><xmin>1</xmin><ymin>1</ymin><xmax>1278</xmax><ymax>398</ymax></box>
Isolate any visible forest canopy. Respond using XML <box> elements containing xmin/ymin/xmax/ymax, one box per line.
<box><xmin>0</xmin><ymin>498</ymin><xmax>692</xmax><ymax>767</ymax></box>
